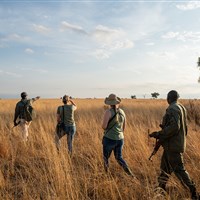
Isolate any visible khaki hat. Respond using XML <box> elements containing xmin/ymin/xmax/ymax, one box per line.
<box><xmin>104</xmin><ymin>94</ymin><xmax>121</xmax><ymax>105</ymax></box>
<box><xmin>63</xmin><ymin>95</ymin><xmax>70</xmax><ymax>101</ymax></box>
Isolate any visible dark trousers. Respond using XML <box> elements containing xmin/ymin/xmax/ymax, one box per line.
<box><xmin>158</xmin><ymin>150</ymin><xmax>197</xmax><ymax>196</ymax></box>
<box><xmin>102</xmin><ymin>137</ymin><xmax>132</xmax><ymax>175</ymax></box>
<box><xmin>55</xmin><ymin>125</ymin><xmax>76</xmax><ymax>154</ymax></box>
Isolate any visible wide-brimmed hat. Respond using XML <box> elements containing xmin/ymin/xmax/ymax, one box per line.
<box><xmin>104</xmin><ymin>94</ymin><xmax>121</xmax><ymax>105</ymax></box>
<box><xmin>62</xmin><ymin>95</ymin><xmax>70</xmax><ymax>102</ymax></box>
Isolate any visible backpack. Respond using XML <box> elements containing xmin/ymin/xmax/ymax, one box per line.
<box><xmin>22</xmin><ymin>100</ymin><xmax>36</xmax><ymax>122</ymax></box>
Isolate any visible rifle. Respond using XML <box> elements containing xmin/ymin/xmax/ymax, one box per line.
<box><xmin>148</xmin><ymin>113</ymin><xmax>170</xmax><ymax>161</ymax></box>
<box><xmin>148</xmin><ymin>139</ymin><xmax>161</xmax><ymax>161</ymax></box>
<box><xmin>148</xmin><ymin>124</ymin><xmax>164</xmax><ymax>161</ymax></box>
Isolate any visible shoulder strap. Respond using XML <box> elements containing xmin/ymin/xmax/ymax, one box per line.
<box><xmin>177</xmin><ymin>104</ymin><xmax>187</xmax><ymax>135</ymax></box>
<box><xmin>107</xmin><ymin>111</ymin><xmax>118</xmax><ymax>127</ymax></box>
<box><xmin>62</xmin><ymin>106</ymin><xmax>65</xmax><ymax>122</ymax></box>
<box><xmin>105</xmin><ymin>109</ymin><xmax>125</xmax><ymax>134</ymax></box>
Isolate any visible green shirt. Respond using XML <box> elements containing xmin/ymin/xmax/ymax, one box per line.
<box><xmin>57</xmin><ymin>105</ymin><xmax>76</xmax><ymax>126</ymax></box>
<box><xmin>104</xmin><ymin>108</ymin><xmax>125</xmax><ymax>140</ymax></box>
<box><xmin>159</xmin><ymin>102</ymin><xmax>187</xmax><ymax>153</ymax></box>
<box><xmin>14</xmin><ymin>98</ymin><xmax>36</xmax><ymax>120</ymax></box>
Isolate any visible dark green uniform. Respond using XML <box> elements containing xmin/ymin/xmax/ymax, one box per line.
<box><xmin>157</xmin><ymin>101</ymin><xmax>197</xmax><ymax>196</ymax></box>
<box><xmin>14</xmin><ymin>98</ymin><xmax>36</xmax><ymax>121</ymax></box>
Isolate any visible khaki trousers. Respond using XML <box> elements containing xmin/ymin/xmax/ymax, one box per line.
<box><xmin>19</xmin><ymin>119</ymin><xmax>31</xmax><ymax>142</ymax></box>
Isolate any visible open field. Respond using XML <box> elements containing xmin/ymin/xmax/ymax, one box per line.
<box><xmin>0</xmin><ymin>99</ymin><xmax>200</xmax><ymax>200</ymax></box>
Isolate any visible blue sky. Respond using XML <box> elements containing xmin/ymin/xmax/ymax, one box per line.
<box><xmin>0</xmin><ymin>1</ymin><xmax>200</xmax><ymax>99</ymax></box>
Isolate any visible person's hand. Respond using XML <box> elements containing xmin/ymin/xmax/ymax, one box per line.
<box><xmin>14</xmin><ymin>121</ymin><xmax>18</xmax><ymax>126</ymax></box>
<box><xmin>149</xmin><ymin>131</ymin><xmax>160</xmax><ymax>139</ymax></box>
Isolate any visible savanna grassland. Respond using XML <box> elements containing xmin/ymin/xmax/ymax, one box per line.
<box><xmin>0</xmin><ymin>98</ymin><xmax>200</xmax><ymax>200</ymax></box>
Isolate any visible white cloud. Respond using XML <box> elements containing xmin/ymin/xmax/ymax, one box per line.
<box><xmin>93</xmin><ymin>25</ymin><xmax>125</xmax><ymax>44</ymax></box>
<box><xmin>16</xmin><ymin>66</ymin><xmax>48</xmax><ymax>74</ymax></box>
<box><xmin>147</xmin><ymin>51</ymin><xmax>175</xmax><ymax>59</ymax></box>
<box><xmin>108</xmin><ymin>39</ymin><xmax>134</xmax><ymax>50</ymax></box>
<box><xmin>91</xmin><ymin>39</ymin><xmax>134</xmax><ymax>60</ymax></box>
<box><xmin>176</xmin><ymin>2</ymin><xmax>200</xmax><ymax>10</ymax></box>
<box><xmin>1</xmin><ymin>34</ymin><xmax>29</xmax><ymax>42</ymax></box>
<box><xmin>145</xmin><ymin>42</ymin><xmax>155</xmax><ymax>46</ymax></box>
<box><xmin>25</xmin><ymin>48</ymin><xmax>34</xmax><ymax>54</ymax></box>
<box><xmin>162</xmin><ymin>32</ymin><xmax>179</xmax><ymax>39</ymax></box>
<box><xmin>0</xmin><ymin>70</ymin><xmax>22</xmax><ymax>78</ymax></box>
<box><xmin>5</xmin><ymin>72</ymin><xmax>22</xmax><ymax>77</ymax></box>
<box><xmin>61</xmin><ymin>22</ymin><xmax>133</xmax><ymax>59</ymax></box>
<box><xmin>91</xmin><ymin>25</ymin><xmax>134</xmax><ymax>59</ymax></box>
<box><xmin>61</xmin><ymin>21</ymin><xmax>87</xmax><ymax>34</ymax></box>
<box><xmin>162</xmin><ymin>31</ymin><xmax>200</xmax><ymax>42</ymax></box>
<box><xmin>91</xmin><ymin>49</ymin><xmax>111</xmax><ymax>60</ymax></box>
<box><xmin>33</xmin><ymin>24</ymin><xmax>51</xmax><ymax>34</ymax></box>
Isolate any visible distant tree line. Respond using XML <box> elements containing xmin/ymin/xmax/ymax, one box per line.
<box><xmin>131</xmin><ymin>92</ymin><xmax>160</xmax><ymax>99</ymax></box>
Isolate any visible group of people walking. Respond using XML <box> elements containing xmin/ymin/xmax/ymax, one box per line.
<box><xmin>13</xmin><ymin>91</ymin><xmax>199</xmax><ymax>199</ymax></box>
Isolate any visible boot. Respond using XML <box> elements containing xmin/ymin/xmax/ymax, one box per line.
<box><xmin>123</xmin><ymin>166</ymin><xmax>135</xmax><ymax>177</ymax></box>
<box><xmin>191</xmin><ymin>192</ymin><xmax>199</xmax><ymax>200</ymax></box>
<box><xmin>189</xmin><ymin>184</ymin><xmax>199</xmax><ymax>200</ymax></box>
<box><xmin>104</xmin><ymin>163</ymin><xmax>109</xmax><ymax>173</ymax></box>
<box><xmin>158</xmin><ymin>183</ymin><xmax>166</xmax><ymax>191</ymax></box>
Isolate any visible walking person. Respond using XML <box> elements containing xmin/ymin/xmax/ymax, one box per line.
<box><xmin>149</xmin><ymin>90</ymin><xmax>199</xmax><ymax>199</ymax></box>
<box><xmin>102</xmin><ymin>94</ymin><xmax>134</xmax><ymax>176</ymax></box>
<box><xmin>13</xmin><ymin>92</ymin><xmax>40</xmax><ymax>142</ymax></box>
<box><xmin>55</xmin><ymin>95</ymin><xmax>77</xmax><ymax>155</ymax></box>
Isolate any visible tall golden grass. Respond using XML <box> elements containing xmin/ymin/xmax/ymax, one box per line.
<box><xmin>0</xmin><ymin>99</ymin><xmax>200</xmax><ymax>200</ymax></box>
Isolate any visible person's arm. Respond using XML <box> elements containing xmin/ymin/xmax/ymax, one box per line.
<box><xmin>102</xmin><ymin>110</ymin><xmax>111</xmax><ymax>130</ymax></box>
<box><xmin>57</xmin><ymin>114</ymin><xmax>61</xmax><ymax>123</ymax></box>
<box><xmin>158</xmin><ymin>108</ymin><xmax>180</xmax><ymax>143</ymax></box>
<box><xmin>57</xmin><ymin>107</ymin><xmax>61</xmax><ymax>123</ymax></box>
<box><xmin>70</xmin><ymin>99</ymin><xmax>77</xmax><ymax>110</ymax></box>
<box><xmin>123</xmin><ymin>116</ymin><xmax>126</xmax><ymax>131</ymax></box>
<box><xmin>31</xmin><ymin>96</ymin><xmax>40</xmax><ymax>103</ymax></box>
<box><xmin>13</xmin><ymin>103</ymin><xmax>20</xmax><ymax>125</ymax></box>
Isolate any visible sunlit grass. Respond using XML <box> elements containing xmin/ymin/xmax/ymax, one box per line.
<box><xmin>0</xmin><ymin>99</ymin><xmax>200</xmax><ymax>199</ymax></box>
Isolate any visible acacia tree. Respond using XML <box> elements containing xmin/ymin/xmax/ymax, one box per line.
<box><xmin>151</xmin><ymin>92</ymin><xmax>160</xmax><ymax>99</ymax></box>
<box><xmin>197</xmin><ymin>57</ymin><xmax>200</xmax><ymax>83</ymax></box>
<box><xmin>131</xmin><ymin>95</ymin><xmax>136</xmax><ymax>99</ymax></box>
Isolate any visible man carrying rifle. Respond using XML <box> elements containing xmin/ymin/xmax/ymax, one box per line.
<box><xmin>149</xmin><ymin>90</ymin><xmax>199</xmax><ymax>200</ymax></box>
